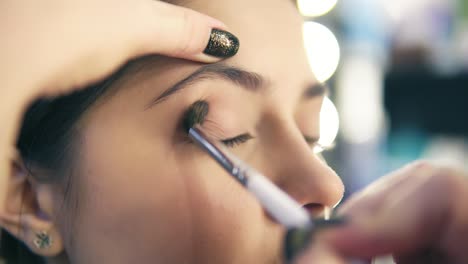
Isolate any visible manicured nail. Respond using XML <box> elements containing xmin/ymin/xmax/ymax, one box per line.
<box><xmin>203</xmin><ymin>29</ymin><xmax>239</xmax><ymax>58</ymax></box>
<box><xmin>284</xmin><ymin>217</ymin><xmax>347</xmax><ymax>263</ymax></box>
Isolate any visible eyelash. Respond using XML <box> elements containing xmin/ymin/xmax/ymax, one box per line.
<box><xmin>221</xmin><ymin>133</ymin><xmax>253</xmax><ymax>148</ymax></box>
<box><xmin>304</xmin><ymin>136</ymin><xmax>332</xmax><ymax>153</ymax></box>
<box><xmin>221</xmin><ymin>133</ymin><xmax>333</xmax><ymax>154</ymax></box>
<box><xmin>182</xmin><ymin>100</ymin><xmax>329</xmax><ymax>151</ymax></box>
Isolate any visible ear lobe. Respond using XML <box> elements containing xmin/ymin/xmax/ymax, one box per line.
<box><xmin>0</xmin><ymin>212</ymin><xmax>63</xmax><ymax>256</ymax></box>
<box><xmin>0</xmin><ymin>154</ymin><xmax>64</xmax><ymax>257</ymax></box>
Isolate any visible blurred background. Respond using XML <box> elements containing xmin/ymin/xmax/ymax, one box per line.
<box><xmin>299</xmin><ymin>0</ymin><xmax>468</xmax><ymax>199</ymax></box>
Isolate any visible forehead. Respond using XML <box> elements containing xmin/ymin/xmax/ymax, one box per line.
<box><xmin>96</xmin><ymin>0</ymin><xmax>315</xmax><ymax>109</ymax></box>
<box><xmin>184</xmin><ymin>0</ymin><xmax>312</xmax><ymax>79</ymax></box>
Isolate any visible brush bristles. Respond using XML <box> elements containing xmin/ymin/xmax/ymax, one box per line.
<box><xmin>182</xmin><ymin>100</ymin><xmax>209</xmax><ymax>133</ymax></box>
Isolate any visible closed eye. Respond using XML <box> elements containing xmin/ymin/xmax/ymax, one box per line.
<box><xmin>304</xmin><ymin>135</ymin><xmax>333</xmax><ymax>153</ymax></box>
<box><xmin>221</xmin><ymin>134</ymin><xmax>333</xmax><ymax>152</ymax></box>
<box><xmin>221</xmin><ymin>133</ymin><xmax>253</xmax><ymax>148</ymax></box>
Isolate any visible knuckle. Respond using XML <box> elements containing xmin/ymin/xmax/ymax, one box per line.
<box><xmin>406</xmin><ymin>160</ymin><xmax>462</xmax><ymax>189</ymax></box>
<box><xmin>408</xmin><ymin>160</ymin><xmax>436</xmax><ymax>171</ymax></box>
<box><xmin>417</xmin><ymin>164</ymin><xmax>466</xmax><ymax>201</ymax></box>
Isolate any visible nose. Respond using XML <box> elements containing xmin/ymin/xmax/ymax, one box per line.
<box><xmin>258</xmin><ymin>120</ymin><xmax>344</xmax><ymax>217</ymax></box>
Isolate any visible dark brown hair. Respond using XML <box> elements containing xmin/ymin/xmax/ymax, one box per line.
<box><xmin>0</xmin><ymin>64</ymin><xmax>126</xmax><ymax>263</ymax></box>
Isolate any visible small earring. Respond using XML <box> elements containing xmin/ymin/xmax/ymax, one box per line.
<box><xmin>33</xmin><ymin>230</ymin><xmax>53</xmax><ymax>249</ymax></box>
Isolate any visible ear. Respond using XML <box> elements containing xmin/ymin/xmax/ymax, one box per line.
<box><xmin>0</xmin><ymin>152</ymin><xmax>64</xmax><ymax>257</ymax></box>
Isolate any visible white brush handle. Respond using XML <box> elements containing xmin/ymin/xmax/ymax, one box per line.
<box><xmin>245</xmin><ymin>169</ymin><xmax>311</xmax><ymax>228</ymax></box>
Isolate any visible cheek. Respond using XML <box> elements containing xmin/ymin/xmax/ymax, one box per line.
<box><xmin>66</xmin><ymin>121</ymin><xmax>281</xmax><ymax>262</ymax></box>
<box><xmin>70</xmin><ymin>124</ymin><xmax>195</xmax><ymax>262</ymax></box>
<box><xmin>171</xmin><ymin>156</ymin><xmax>284</xmax><ymax>262</ymax></box>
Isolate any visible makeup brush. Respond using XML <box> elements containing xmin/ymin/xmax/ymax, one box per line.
<box><xmin>182</xmin><ymin>100</ymin><xmax>346</xmax><ymax>263</ymax></box>
<box><xmin>182</xmin><ymin>100</ymin><xmax>209</xmax><ymax>134</ymax></box>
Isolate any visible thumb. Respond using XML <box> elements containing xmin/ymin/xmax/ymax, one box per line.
<box><xmin>319</xmin><ymin>186</ymin><xmax>450</xmax><ymax>259</ymax></box>
<box><xmin>132</xmin><ymin>1</ymin><xmax>239</xmax><ymax>63</ymax></box>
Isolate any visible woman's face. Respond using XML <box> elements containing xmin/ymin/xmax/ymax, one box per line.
<box><xmin>58</xmin><ymin>0</ymin><xmax>344</xmax><ymax>263</ymax></box>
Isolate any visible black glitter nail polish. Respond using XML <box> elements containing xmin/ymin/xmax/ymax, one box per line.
<box><xmin>204</xmin><ymin>29</ymin><xmax>239</xmax><ymax>58</ymax></box>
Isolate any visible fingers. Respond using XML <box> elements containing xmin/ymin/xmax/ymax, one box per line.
<box><xmin>131</xmin><ymin>1</ymin><xmax>239</xmax><ymax>63</ymax></box>
<box><xmin>322</xmin><ymin>162</ymin><xmax>468</xmax><ymax>260</ymax></box>
<box><xmin>337</xmin><ymin>161</ymin><xmax>433</xmax><ymax>216</ymax></box>
<box><xmin>25</xmin><ymin>0</ymin><xmax>241</xmax><ymax>96</ymax></box>
<box><xmin>294</xmin><ymin>243</ymin><xmax>347</xmax><ymax>264</ymax></box>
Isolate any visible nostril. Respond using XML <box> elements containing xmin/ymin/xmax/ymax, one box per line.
<box><xmin>303</xmin><ymin>203</ymin><xmax>325</xmax><ymax>218</ymax></box>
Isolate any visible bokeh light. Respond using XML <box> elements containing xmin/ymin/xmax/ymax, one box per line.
<box><xmin>337</xmin><ymin>57</ymin><xmax>385</xmax><ymax>144</ymax></box>
<box><xmin>303</xmin><ymin>22</ymin><xmax>340</xmax><ymax>83</ymax></box>
<box><xmin>297</xmin><ymin>0</ymin><xmax>338</xmax><ymax>17</ymax></box>
<box><xmin>317</xmin><ymin>96</ymin><xmax>339</xmax><ymax>152</ymax></box>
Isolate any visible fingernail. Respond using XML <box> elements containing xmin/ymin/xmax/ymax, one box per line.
<box><xmin>203</xmin><ymin>29</ymin><xmax>239</xmax><ymax>58</ymax></box>
<box><xmin>284</xmin><ymin>217</ymin><xmax>347</xmax><ymax>263</ymax></box>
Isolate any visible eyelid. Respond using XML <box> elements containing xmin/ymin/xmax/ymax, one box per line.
<box><xmin>221</xmin><ymin>133</ymin><xmax>254</xmax><ymax>148</ymax></box>
<box><xmin>190</xmin><ymin>117</ymin><xmax>253</xmax><ymax>148</ymax></box>
<box><xmin>304</xmin><ymin>135</ymin><xmax>334</xmax><ymax>153</ymax></box>
<box><xmin>304</xmin><ymin>135</ymin><xmax>319</xmax><ymax>144</ymax></box>
<box><xmin>197</xmin><ymin>111</ymin><xmax>250</xmax><ymax>140</ymax></box>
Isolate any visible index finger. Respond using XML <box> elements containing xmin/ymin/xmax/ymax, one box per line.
<box><xmin>130</xmin><ymin>1</ymin><xmax>239</xmax><ymax>62</ymax></box>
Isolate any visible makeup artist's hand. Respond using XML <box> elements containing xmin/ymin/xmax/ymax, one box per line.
<box><xmin>0</xmin><ymin>0</ymin><xmax>238</xmax><ymax>212</ymax></box>
<box><xmin>294</xmin><ymin>161</ymin><xmax>468</xmax><ymax>264</ymax></box>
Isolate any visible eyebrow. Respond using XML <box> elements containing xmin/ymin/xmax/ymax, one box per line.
<box><xmin>144</xmin><ymin>63</ymin><xmax>327</xmax><ymax>110</ymax></box>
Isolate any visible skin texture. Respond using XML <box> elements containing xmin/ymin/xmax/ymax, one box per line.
<box><xmin>3</xmin><ymin>0</ymin><xmax>344</xmax><ymax>263</ymax></box>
